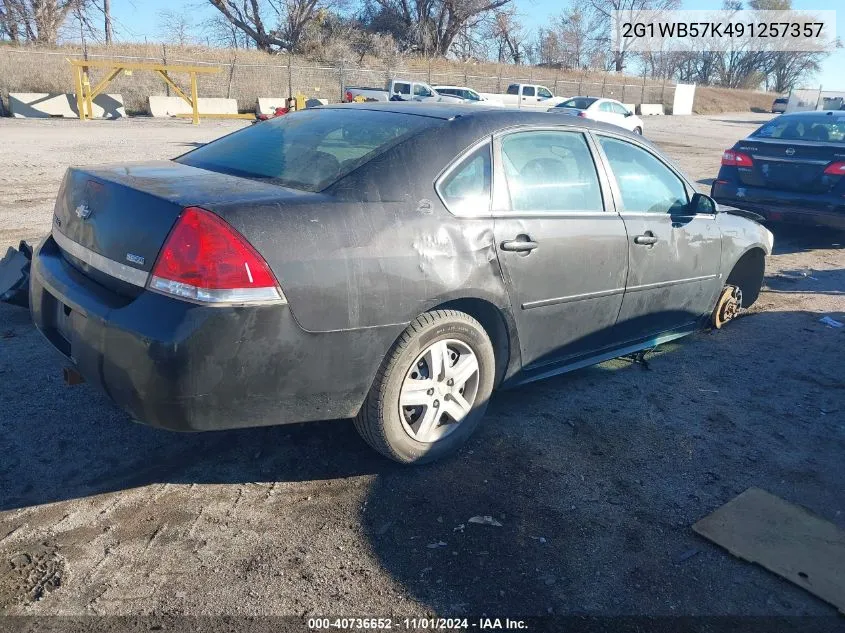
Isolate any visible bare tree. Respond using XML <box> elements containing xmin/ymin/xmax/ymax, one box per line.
<box><xmin>488</xmin><ymin>8</ymin><xmax>526</xmax><ymax>64</ymax></box>
<box><xmin>157</xmin><ymin>9</ymin><xmax>195</xmax><ymax>46</ymax></box>
<box><xmin>208</xmin><ymin>0</ymin><xmax>345</xmax><ymax>53</ymax></box>
<box><xmin>366</xmin><ymin>0</ymin><xmax>514</xmax><ymax>57</ymax></box>
<box><xmin>586</xmin><ymin>0</ymin><xmax>680</xmax><ymax>72</ymax></box>
<box><xmin>0</xmin><ymin>0</ymin><xmax>86</xmax><ymax>44</ymax></box>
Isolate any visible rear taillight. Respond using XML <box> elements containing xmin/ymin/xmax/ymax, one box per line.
<box><xmin>721</xmin><ymin>150</ymin><xmax>754</xmax><ymax>167</ymax></box>
<box><xmin>149</xmin><ymin>206</ymin><xmax>285</xmax><ymax>305</ymax></box>
<box><xmin>823</xmin><ymin>161</ymin><xmax>845</xmax><ymax>175</ymax></box>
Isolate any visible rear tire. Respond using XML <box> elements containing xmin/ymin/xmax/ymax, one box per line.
<box><xmin>354</xmin><ymin>310</ymin><xmax>495</xmax><ymax>464</ymax></box>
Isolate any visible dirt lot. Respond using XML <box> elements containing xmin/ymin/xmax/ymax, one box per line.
<box><xmin>0</xmin><ymin>113</ymin><xmax>843</xmax><ymax>619</ymax></box>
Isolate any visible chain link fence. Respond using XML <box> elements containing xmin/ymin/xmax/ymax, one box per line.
<box><xmin>0</xmin><ymin>45</ymin><xmax>675</xmax><ymax>116</ymax></box>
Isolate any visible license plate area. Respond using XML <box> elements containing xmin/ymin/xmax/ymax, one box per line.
<box><xmin>55</xmin><ymin>301</ymin><xmax>73</xmax><ymax>345</ymax></box>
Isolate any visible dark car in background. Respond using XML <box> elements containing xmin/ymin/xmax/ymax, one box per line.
<box><xmin>31</xmin><ymin>104</ymin><xmax>772</xmax><ymax>464</ymax></box>
<box><xmin>711</xmin><ymin>111</ymin><xmax>845</xmax><ymax>230</ymax></box>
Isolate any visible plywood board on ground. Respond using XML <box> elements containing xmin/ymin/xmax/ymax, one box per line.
<box><xmin>693</xmin><ymin>487</ymin><xmax>845</xmax><ymax>613</ymax></box>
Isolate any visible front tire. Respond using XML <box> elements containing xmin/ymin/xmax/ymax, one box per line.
<box><xmin>354</xmin><ymin>310</ymin><xmax>495</xmax><ymax>464</ymax></box>
<box><xmin>633</xmin><ymin>126</ymin><xmax>643</xmax><ymax>135</ymax></box>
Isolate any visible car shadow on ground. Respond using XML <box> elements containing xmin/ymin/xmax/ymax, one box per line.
<box><xmin>1</xmin><ymin>297</ymin><xmax>844</xmax><ymax>615</ymax></box>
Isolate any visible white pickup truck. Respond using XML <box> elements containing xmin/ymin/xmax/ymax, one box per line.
<box><xmin>344</xmin><ymin>79</ymin><xmax>460</xmax><ymax>104</ymax></box>
<box><xmin>479</xmin><ymin>83</ymin><xmax>565</xmax><ymax>110</ymax></box>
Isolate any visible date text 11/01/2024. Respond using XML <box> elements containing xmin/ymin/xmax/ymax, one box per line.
<box><xmin>307</xmin><ymin>618</ymin><xmax>529</xmax><ymax>629</ymax></box>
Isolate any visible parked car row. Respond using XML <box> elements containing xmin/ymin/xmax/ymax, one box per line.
<box><xmin>343</xmin><ymin>78</ymin><xmax>646</xmax><ymax>133</ymax></box>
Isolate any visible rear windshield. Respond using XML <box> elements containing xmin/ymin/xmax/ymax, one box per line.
<box><xmin>558</xmin><ymin>97</ymin><xmax>598</xmax><ymax>110</ymax></box>
<box><xmin>774</xmin><ymin>98</ymin><xmax>788</xmax><ymax>104</ymax></box>
<box><xmin>751</xmin><ymin>114</ymin><xmax>845</xmax><ymax>143</ymax></box>
<box><xmin>176</xmin><ymin>108</ymin><xmax>434</xmax><ymax>191</ymax></box>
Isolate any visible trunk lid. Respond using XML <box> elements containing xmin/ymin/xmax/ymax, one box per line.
<box><xmin>734</xmin><ymin>139</ymin><xmax>845</xmax><ymax>194</ymax></box>
<box><xmin>52</xmin><ymin>161</ymin><xmax>305</xmax><ymax>295</ymax></box>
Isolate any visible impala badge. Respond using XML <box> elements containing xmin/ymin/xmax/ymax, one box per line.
<box><xmin>75</xmin><ymin>204</ymin><xmax>92</xmax><ymax>220</ymax></box>
<box><xmin>125</xmin><ymin>253</ymin><xmax>145</xmax><ymax>266</ymax></box>
<box><xmin>785</xmin><ymin>147</ymin><xmax>795</xmax><ymax>156</ymax></box>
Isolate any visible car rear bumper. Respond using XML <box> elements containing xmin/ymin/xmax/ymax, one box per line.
<box><xmin>712</xmin><ymin>182</ymin><xmax>845</xmax><ymax>231</ymax></box>
<box><xmin>30</xmin><ymin>235</ymin><xmax>398</xmax><ymax>432</ymax></box>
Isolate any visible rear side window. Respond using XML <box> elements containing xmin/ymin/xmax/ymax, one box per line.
<box><xmin>501</xmin><ymin>131</ymin><xmax>603</xmax><ymax>213</ymax></box>
<box><xmin>752</xmin><ymin>115</ymin><xmax>845</xmax><ymax>142</ymax></box>
<box><xmin>437</xmin><ymin>143</ymin><xmax>492</xmax><ymax>216</ymax></box>
<box><xmin>597</xmin><ymin>136</ymin><xmax>688</xmax><ymax>214</ymax></box>
<box><xmin>177</xmin><ymin>109</ymin><xmax>434</xmax><ymax>192</ymax></box>
<box><xmin>559</xmin><ymin>97</ymin><xmax>598</xmax><ymax>110</ymax></box>
<box><xmin>394</xmin><ymin>82</ymin><xmax>411</xmax><ymax>95</ymax></box>
<box><xmin>599</xmin><ymin>102</ymin><xmax>614</xmax><ymax>113</ymax></box>
<box><xmin>523</xmin><ymin>86</ymin><xmax>536</xmax><ymax>97</ymax></box>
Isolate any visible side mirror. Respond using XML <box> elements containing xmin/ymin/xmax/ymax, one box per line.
<box><xmin>624</xmin><ymin>110</ymin><xmax>633</xmax><ymax>117</ymax></box>
<box><xmin>690</xmin><ymin>192</ymin><xmax>719</xmax><ymax>215</ymax></box>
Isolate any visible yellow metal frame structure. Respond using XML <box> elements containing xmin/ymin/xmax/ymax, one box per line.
<box><xmin>68</xmin><ymin>59</ymin><xmax>221</xmax><ymax>124</ymax></box>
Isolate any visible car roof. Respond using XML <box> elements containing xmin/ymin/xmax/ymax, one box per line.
<box><xmin>321</xmin><ymin>102</ymin><xmax>648</xmax><ymax>138</ymax></box>
<box><xmin>775</xmin><ymin>110</ymin><xmax>844</xmax><ymax>117</ymax></box>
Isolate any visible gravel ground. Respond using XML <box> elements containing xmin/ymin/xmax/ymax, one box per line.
<box><xmin>0</xmin><ymin>113</ymin><xmax>843</xmax><ymax>618</ymax></box>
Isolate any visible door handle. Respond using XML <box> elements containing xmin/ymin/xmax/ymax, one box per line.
<box><xmin>501</xmin><ymin>237</ymin><xmax>539</xmax><ymax>253</ymax></box>
<box><xmin>634</xmin><ymin>233</ymin><xmax>658</xmax><ymax>246</ymax></box>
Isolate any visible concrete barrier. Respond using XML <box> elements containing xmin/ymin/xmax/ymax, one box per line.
<box><xmin>10</xmin><ymin>92</ymin><xmax>125</xmax><ymax>118</ymax></box>
<box><xmin>148</xmin><ymin>96</ymin><xmax>237</xmax><ymax>117</ymax></box>
<box><xmin>622</xmin><ymin>103</ymin><xmax>636</xmax><ymax>114</ymax></box>
<box><xmin>257</xmin><ymin>97</ymin><xmax>288</xmax><ymax>115</ymax></box>
<box><xmin>638</xmin><ymin>103</ymin><xmax>665</xmax><ymax>116</ymax></box>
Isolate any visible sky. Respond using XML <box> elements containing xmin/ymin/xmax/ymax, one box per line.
<box><xmin>105</xmin><ymin>0</ymin><xmax>843</xmax><ymax>89</ymax></box>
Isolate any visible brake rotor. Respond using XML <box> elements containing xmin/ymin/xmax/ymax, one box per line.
<box><xmin>712</xmin><ymin>285</ymin><xmax>743</xmax><ymax>329</ymax></box>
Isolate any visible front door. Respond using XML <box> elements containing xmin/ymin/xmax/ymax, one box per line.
<box><xmin>492</xmin><ymin>128</ymin><xmax>629</xmax><ymax>368</ymax></box>
<box><xmin>594</xmin><ymin>133</ymin><xmax>723</xmax><ymax>343</ymax></box>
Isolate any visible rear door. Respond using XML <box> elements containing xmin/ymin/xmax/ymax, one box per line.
<box><xmin>593</xmin><ymin>133</ymin><xmax>722</xmax><ymax>342</ymax></box>
<box><xmin>519</xmin><ymin>85</ymin><xmax>536</xmax><ymax>108</ymax></box>
<box><xmin>490</xmin><ymin>127</ymin><xmax>629</xmax><ymax>368</ymax></box>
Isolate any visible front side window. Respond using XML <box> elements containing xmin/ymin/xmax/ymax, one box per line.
<box><xmin>177</xmin><ymin>109</ymin><xmax>435</xmax><ymax>192</ymax></box>
<box><xmin>467</xmin><ymin>90</ymin><xmax>480</xmax><ymax>101</ymax></box>
<box><xmin>538</xmin><ymin>87</ymin><xmax>553</xmax><ymax>99</ymax></box>
<box><xmin>500</xmin><ymin>131</ymin><xmax>603</xmax><ymax>213</ymax></box>
<box><xmin>597</xmin><ymin>136</ymin><xmax>688</xmax><ymax>214</ymax></box>
<box><xmin>437</xmin><ymin>143</ymin><xmax>492</xmax><ymax>216</ymax></box>
<box><xmin>611</xmin><ymin>102</ymin><xmax>629</xmax><ymax>115</ymax></box>
<box><xmin>523</xmin><ymin>86</ymin><xmax>536</xmax><ymax>97</ymax></box>
<box><xmin>414</xmin><ymin>84</ymin><xmax>432</xmax><ymax>97</ymax></box>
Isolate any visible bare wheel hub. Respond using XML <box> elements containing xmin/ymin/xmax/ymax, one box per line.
<box><xmin>398</xmin><ymin>339</ymin><xmax>480</xmax><ymax>443</ymax></box>
<box><xmin>712</xmin><ymin>285</ymin><xmax>743</xmax><ymax>329</ymax></box>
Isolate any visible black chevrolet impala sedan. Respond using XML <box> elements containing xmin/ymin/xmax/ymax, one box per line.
<box><xmin>31</xmin><ymin>104</ymin><xmax>773</xmax><ymax>463</ymax></box>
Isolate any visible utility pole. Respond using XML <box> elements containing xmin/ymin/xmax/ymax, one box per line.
<box><xmin>104</xmin><ymin>0</ymin><xmax>113</xmax><ymax>44</ymax></box>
